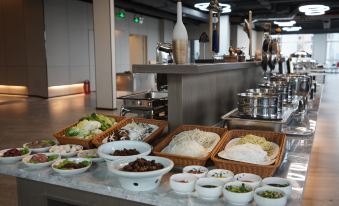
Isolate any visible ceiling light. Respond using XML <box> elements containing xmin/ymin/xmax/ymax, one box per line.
<box><xmin>194</xmin><ymin>3</ymin><xmax>231</xmax><ymax>13</ymax></box>
<box><xmin>299</xmin><ymin>4</ymin><xmax>330</xmax><ymax>16</ymax></box>
<box><xmin>282</xmin><ymin>26</ymin><xmax>302</xmax><ymax>32</ymax></box>
<box><xmin>274</xmin><ymin>20</ymin><xmax>296</xmax><ymax>27</ymax></box>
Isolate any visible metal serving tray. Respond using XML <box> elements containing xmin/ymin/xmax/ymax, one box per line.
<box><xmin>221</xmin><ymin>107</ymin><xmax>295</xmax><ymax>132</ymax></box>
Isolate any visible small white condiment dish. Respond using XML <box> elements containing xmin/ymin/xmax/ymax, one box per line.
<box><xmin>49</xmin><ymin>144</ymin><xmax>83</xmax><ymax>158</ymax></box>
<box><xmin>195</xmin><ymin>177</ymin><xmax>225</xmax><ymax>200</ymax></box>
<box><xmin>183</xmin><ymin>165</ymin><xmax>208</xmax><ymax>178</ymax></box>
<box><xmin>52</xmin><ymin>158</ymin><xmax>92</xmax><ymax>175</ymax></box>
<box><xmin>22</xmin><ymin>153</ymin><xmax>60</xmax><ymax>169</ymax></box>
<box><xmin>98</xmin><ymin>140</ymin><xmax>152</xmax><ymax>162</ymax></box>
<box><xmin>233</xmin><ymin>173</ymin><xmax>262</xmax><ymax>189</ymax></box>
<box><xmin>170</xmin><ymin>173</ymin><xmax>197</xmax><ymax>194</ymax></box>
<box><xmin>254</xmin><ymin>186</ymin><xmax>287</xmax><ymax>206</ymax></box>
<box><xmin>0</xmin><ymin>148</ymin><xmax>31</xmax><ymax>164</ymax></box>
<box><xmin>78</xmin><ymin>149</ymin><xmax>103</xmax><ymax>163</ymax></box>
<box><xmin>207</xmin><ymin>169</ymin><xmax>234</xmax><ymax>183</ymax></box>
<box><xmin>262</xmin><ymin>177</ymin><xmax>292</xmax><ymax>198</ymax></box>
<box><xmin>223</xmin><ymin>181</ymin><xmax>254</xmax><ymax>205</ymax></box>
<box><xmin>23</xmin><ymin>139</ymin><xmax>57</xmax><ymax>153</ymax></box>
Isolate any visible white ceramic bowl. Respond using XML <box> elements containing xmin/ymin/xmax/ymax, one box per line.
<box><xmin>233</xmin><ymin>173</ymin><xmax>262</xmax><ymax>189</ymax></box>
<box><xmin>49</xmin><ymin>144</ymin><xmax>83</xmax><ymax>158</ymax></box>
<box><xmin>223</xmin><ymin>181</ymin><xmax>254</xmax><ymax>205</ymax></box>
<box><xmin>22</xmin><ymin>153</ymin><xmax>60</xmax><ymax>169</ymax></box>
<box><xmin>77</xmin><ymin>149</ymin><xmax>103</xmax><ymax>162</ymax></box>
<box><xmin>207</xmin><ymin>169</ymin><xmax>234</xmax><ymax>183</ymax></box>
<box><xmin>98</xmin><ymin>140</ymin><xmax>152</xmax><ymax>162</ymax></box>
<box><xmin>183</xmin><ymin>165</ymin><xmax>208</xmax><ymax>178</ymax></box>
<box><xmin>195</xmin><ymin>177</ymin><xmax>225</xmax><ymax>200</ymax></box>
<box><xmin>52</xmin><ymin>158</ymin><xmax>92</xmax><ymax>175</ymax></box>
<box><xmin>0</xmin><ymin>148</ymin><xmax>31</xmax><ymax>164</ymax></box>
<box><xmin>23</xmin><ymin>140</ymin><xmax>57</xmax><ymax>153</ymax></box>
<box><xmin>107</xmin><ymin>156</ymin><xmax>174</xmax><ymax>191</ymax></box>
<box><xmin>170</xmin><ymin>173</ymin><xmax>197</xmax><ymax>194</ymax></box>
<box><xmin>262</xmin><ymin>177</ymin><xmax>292</xmax><ymax>198</ymax></box>
<box><xmin>254</xmin><ymin>186</ymin><xmax>287</xmax><ymax>206</ymax></box>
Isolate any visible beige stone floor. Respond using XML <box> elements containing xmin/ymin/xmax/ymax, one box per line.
<box><xmin>0</xmin><ymin>93</ymin><xmax>121</xmax><ymax>206</ymax></box>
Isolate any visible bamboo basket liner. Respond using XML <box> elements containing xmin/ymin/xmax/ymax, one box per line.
<box><xmin>53</xmin><ymin>115</ymin><xmax>126</xmax><ymax>149</ymax></box>
<box><xmin>153</xmin><ymin>125</ymin><xmax>228</xmax><ymax>167</ymax></box>
<box><xmin>210</xmin><ymin>129</ymin><xmax>286</xmax><ymax>178</ymax></box>
<box><xmin>91</xmin><ymin>118</ymin><xmax>168</xmax><ymax>148</ymax></box>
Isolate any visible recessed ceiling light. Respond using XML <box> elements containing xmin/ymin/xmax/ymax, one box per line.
<box><xmin>299</xmin><ymin>4</ymin><xmax>330</xmax><ymax>16</ymax></box>
<box><xmin>282</xmin><ymin>26</ymin><xmax>302</xmax><ymax>32</ymax></box>
<box><xmin>274</xmin><ymin>20</ymin><xmax>296</xmax><ymax>27</ymax></box>
<box><xmin>194</xmin><ymin>3</ymin><xmax>231</xmax><ymax>13</ymax></box>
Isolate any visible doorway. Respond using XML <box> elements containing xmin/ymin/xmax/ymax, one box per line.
<box><xmin>129</xmin><ymin>34</ymin><xmax>147</xmax><ymax>66</ymax></box>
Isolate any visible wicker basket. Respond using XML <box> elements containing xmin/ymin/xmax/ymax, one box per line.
<box><xmin>210</xmin><ymin>129</ymin><xmax>286</xmax><ymax>178</ymax></box>
<box><xmin>91</xmin><ymin>118</ymin><xmax>168</xmax><ymax>147</ymax></box>
<box><xmin>53</xmin><ymin>115</ymin><xmax>126</xmax><ymax>149</ymax></box>
<box><xmin>153</xmin><ymin>125</ymin><xmax>228</xmax><ymax>167</ymax></box>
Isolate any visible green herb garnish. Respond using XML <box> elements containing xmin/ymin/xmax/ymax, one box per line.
<box><xmin>20</xmin><ymin>148</ymin><xmax>29</xmax><ymax>155</ymax></box>
<box><xmin>226</xmin><ymin>183</ymin><xmax>252</xmax><ymax>193</ymax></box>
<box><xmin>258</xmin><ymin>191</ymin><xmax>284</xmax><ymax>199</ymax></box>
<box><xmin>54</xmin><ymin>160</ymin><xmax>90</xmax><ymax>170</ymax></box>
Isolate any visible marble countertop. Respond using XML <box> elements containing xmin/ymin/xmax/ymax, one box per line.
<box><xmin>132</xmin><ymin>61</ymin><xmax>260</xmax><ymax>74</ymax></box>
<box><xmin>0</xmin><ymin>86</ymin><xmax>323</xmax><ymax>206</ymax></box>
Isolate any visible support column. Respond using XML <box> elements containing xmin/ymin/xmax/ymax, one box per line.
<box><xmin>93</xmin><ymin>0</ymin><xmax>116</xmax><ymax>109</ymax></box>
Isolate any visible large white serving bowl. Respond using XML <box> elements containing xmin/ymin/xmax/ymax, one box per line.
<box><xmin>207</xmin><ymin>169</ymin><xmax>234</xmax><ymax>183</ymax></box>
<box><xmin>52</xmin><ymin>158</ymin><xmax>92</xmax><ymax>175</ymax></box>
<box><xmin>254</xmin><ymin>186</ymin><xmax>287</xmax><ymax>206</ymax></box>
<box><xmin>233</xmin><ymin>173</ymin><xmax>262</xmax><ymax>189</ymax></box>
<box><xmin>106</xmin><ymin>156</ymin><xmax>174</xmax><ymax>191</ymax></box>
<box><xmin>195</xmin><ymin>177</ymin><xmax>225</xmax><ymax>200</ymax></box>
<box><xmin>98</xmin><ymin>140</ymin><xmax>152</xmax><ymax>162</ymax></box>
<box><xmin>0</xmin><ymin>148</ymin><xmax>31</xmax><ymax>164</ymax></box>
<box><xmin>262</xmin><ymin>177</ymin><xmax>292</xmax><ymax>198</ymax></box>
<box><xmin>22</xmin><ymin>153</ymin><xmax>60</xmax><ymax>169</ymax></box>
<box><xmin>170</xmin><ymin>173</ymin><xmax>197</xmax><ymax>194</ymax></box>
<box><xmin>223</xmin><ymin>181</ymin><xmax>254</xmax><ymax>205</ymax></box>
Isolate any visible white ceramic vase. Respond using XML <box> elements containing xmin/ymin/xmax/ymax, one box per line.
<box><xmin>172</xmin><ymin>0</ymin><xmax>188</xmax><ymax>64</ymax></box>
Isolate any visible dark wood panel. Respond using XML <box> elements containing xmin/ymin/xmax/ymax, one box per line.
<box><xmin>0</xmin><ymin>0</ymin><xmax>5</xmax><ymax>67</ymax></box>
<box><xmin>3</xmin><ymin>0</ymin><xmax>27</xmax><ymax>66</ymax></box>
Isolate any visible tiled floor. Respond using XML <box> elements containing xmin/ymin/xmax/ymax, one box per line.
<box><xmin>0</xmin><ymin>93</ymin><xmax>121</xmax><ymax>206</ymax></box>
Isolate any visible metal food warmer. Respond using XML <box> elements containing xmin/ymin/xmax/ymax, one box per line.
<box><xmin>118</xmin><ymin>91</ymin><xmax>168</xmax><ymax>120</ymax></box>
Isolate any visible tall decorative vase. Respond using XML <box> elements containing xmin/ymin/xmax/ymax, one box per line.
<box><xmin>172</xmin><ymin>0</ymin><xmax>188</xmax><ymax>64</ymax></box>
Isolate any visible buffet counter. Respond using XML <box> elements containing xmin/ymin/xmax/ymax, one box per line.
<box><xmin>0</xmin><ymin>83</ymin><xmax>323</xmax><ymax>206</ymax></box>
<box><xmin>133</xmin><ymin>62</ymin><xmax>262</xmax><ymax>130</ymax></box>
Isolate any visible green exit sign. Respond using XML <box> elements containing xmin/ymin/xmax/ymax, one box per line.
<box><xmin>116</xmin><ymin>11</ymin><xmax>126</xmax><ymax>19</ymax></box>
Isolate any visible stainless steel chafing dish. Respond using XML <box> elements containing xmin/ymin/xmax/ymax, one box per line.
<box><xmin>237</xmin><ymin>93</ymin><xmax>280</xmax><ymax>119</ymax></box>
<box><xmin>119</xmin><ymin>91</ymin><xmax>168</xmax><ymax>119</ymax></box>
<box><xmin>246</xmin><ymin>88</ymin><xmax>283</xmax><ymax>112</ymax></box>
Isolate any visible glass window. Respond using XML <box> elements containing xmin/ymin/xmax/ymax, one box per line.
<box><xmin>326</xmin><ymin>33</ymin><xmax>339</xmax><ymax>67</ymax></box>
<box><xmin>271</xmin><ymin>34</ymin><xmax>313</xmax><ymax>57</ymax></box>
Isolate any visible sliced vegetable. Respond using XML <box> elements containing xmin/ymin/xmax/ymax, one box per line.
<box><xmin>258</xmin><ymin>190</ymin><xmax>284</xmax><ymax>199</ymax></box>
<box><xmin>226</xmin><ymin>183</ymin><xmax>252</xmax><ymax>193</ymax></box>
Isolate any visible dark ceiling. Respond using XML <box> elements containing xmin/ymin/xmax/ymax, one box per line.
<box><xmin>113</xmin><ymin>0</ymin><xmax>339</xmax><ymax>34</ymax></box>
